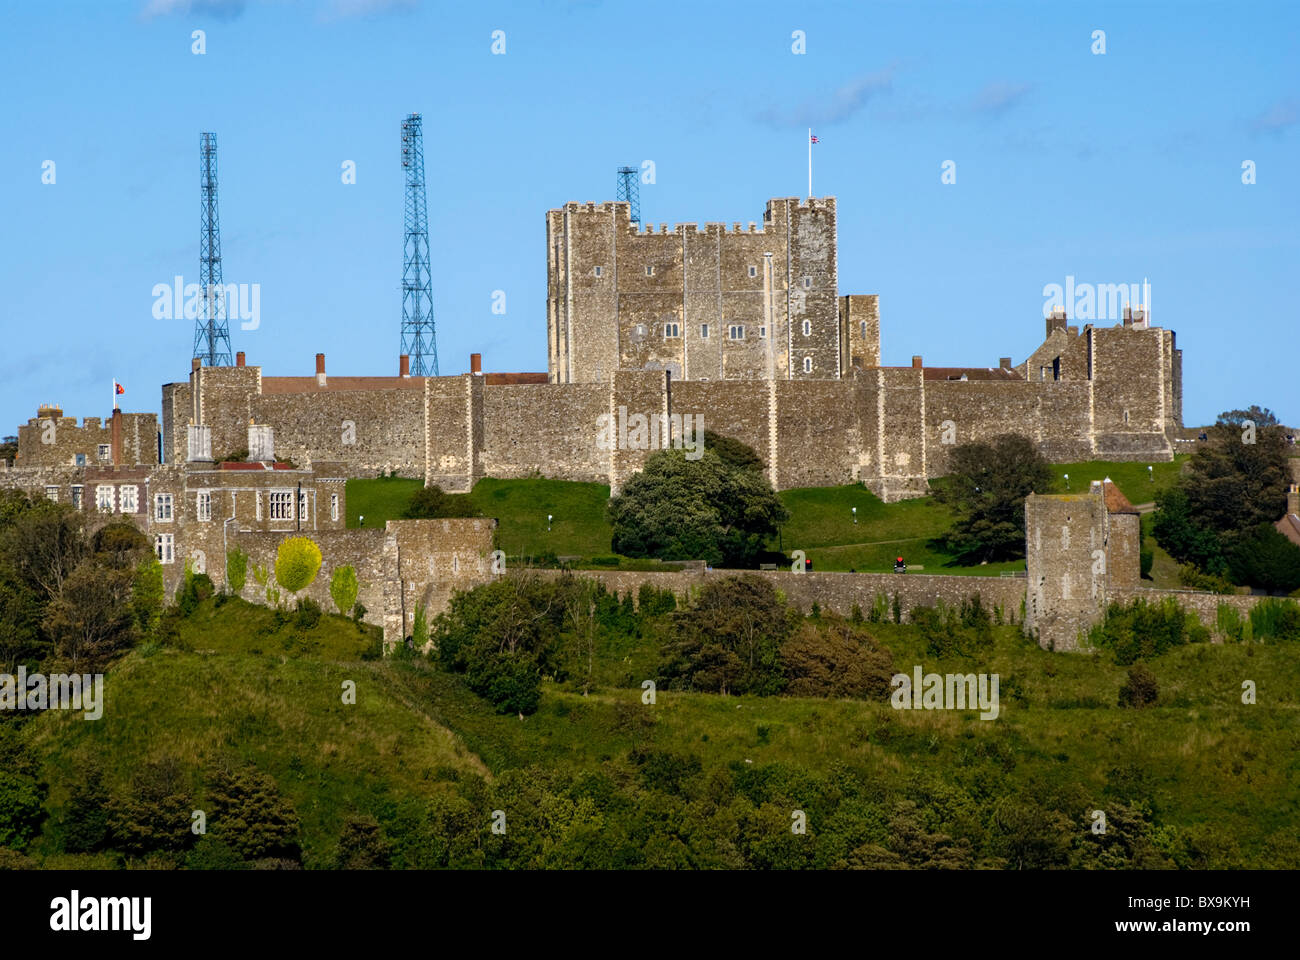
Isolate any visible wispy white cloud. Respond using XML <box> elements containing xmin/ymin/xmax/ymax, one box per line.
<box><xmin>141</xmin><ymin>0</ymin><xmax>248</xmax><ymax>21</ymax></box>
<box><xmin>970</xmin><ymin>81</ymin><xmax>1031</xmax><ymax>117</ymax></box>
<box><xmin>756</xmin><ymin>66</ymin><xmax>897</xmax><ymax>128</ymax></box>
<box><xmin>1251</xmin><ymin>97</ymin><xmax>1298</xmax><ymax>134</ymax></box>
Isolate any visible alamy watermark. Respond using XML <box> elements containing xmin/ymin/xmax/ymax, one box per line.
<box><xmin>891</xmin><ymin>664</ymin><xmax>999</xmax><ymax>720</ymax></box>
<box><xmin>1</xmin><ymin>668</ymin><xmax>104</xmax><ymax>720</ymax></box>
<box><xmin>151</xmin><ymin>276</ymin><xmax>261</xmax><ymax>330</ymax></box>
<box><xmin>595</xmin><ymin>406</ymin><xmax>705</xmax><ymax>460</ymax></box>
<box><xmin>1042</xmin><ymin>276</ymin><xmax>1150</xmax><ymax>322</ymax></box>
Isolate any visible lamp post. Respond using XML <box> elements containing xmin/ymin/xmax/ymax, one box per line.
<box><xmin>1148</xmin><ymin>465</ymin><xmax>1154</xmax><ymax>482</ymax></box>
<box><xmin>1063</xmin><ymin>473</ymin><xmax>1069</xmax><ymax>490</ymax></box>
<box><xmin>547</xmin><ymin>513</ymin><xmax>552</xmax><ymax>532</ymax></box>
<box><xmin>852</xmin><ymin>506</ymin><xmax>857</xmax><ymax>524</ymax></box>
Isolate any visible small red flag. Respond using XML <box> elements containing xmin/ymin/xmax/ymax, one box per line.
<box><xmin>115</xmin><ymin>382</ymin><xmax>125</xmax><ymax>395</ymax></box>
<box><xmin>809</xmin><ymin>134</ymin><xmax>820</xmax><ymax>143</ymax></box>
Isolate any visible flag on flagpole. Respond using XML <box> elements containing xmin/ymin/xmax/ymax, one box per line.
<box><xmin>809</xmin><ymin>134</ymin><xmax>820</xmax><ymax>143</ymax></box>
<box><xmin>115</xmin><ymin>382</ymin><xmax>125</xmax><ymax>396</ymax></box>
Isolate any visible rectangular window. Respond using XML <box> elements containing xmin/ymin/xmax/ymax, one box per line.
<box><xmin>44</xmin><ymin>486</ymin><xmax>59</xmax><ymax>502</ymax></box>
<box><xmin>860</xmin><ymin>320</ymin><xmax>867</xmax><ymax>340</ymax></box>
<box><xmin>700</xmin><ymin>323</ymin><xmax>709</xmax><ymax>339</ymax></box>
<box><xmin>728</xmin><ymin>324</ymin><xmax>744</xmax><ymax>340</ymax></box>
<box><xmin>97</xmin><ymin>444</ymin><xmax>111</xmax><ymax>461</ymax></box>
<box><xmin>803</xmin><ymin>276</ymin><xmax>813</xmax><ymax>289</ymax></box>
<box><xmin>593</xmin><ymin>265</ymin><xmax>603</xmax><ymax>277</ymax></box>
<box><xmin>75</xmin><ymin>453</ymin><xmax>86</xmax><ymax>466</ymax></box>
<box><xmin>802</xmin><ymin>319</ymin><xmax>812</xmax><ymax>336</ymax></box>
<box><xmin>71</xmin><ymin>486</ymin><xmax>83</xmax><ymax>509</ymax></box>
<box><xmin>664</xmin><ymin>323</ymin><xmax>680</xmax><ymax>338</ymax></box>
<box><xmin>196</xmin><ymin>491</ymin><xmax>212</xmax><ymax>522</ymax></box>
<box><xmin>95</xmin><ymin>485</ymin><xmax>114</xmax><ymax>513</ymax></box>
<box><xmin>803</xmin><ymin>357</ymin><xmax>813</xmax><ymax>373</ymax></box>
<box><xmin>119</xmin><ymin>485</ymin><xmax>138</xmax><ymax>513</ymax></box>
<box><xmin>645</xmin><ymin>265</ymin><xmax>654</xmax><ymax>276</ymax></box>
<box><xmin>155</xmin><ymin>534</ymin><xmax>174</xmax><ymax>565</ymax></box>
<box><xmin>154</xmin><ymin>493</ymin><xmax>173</xmax><ymax>521</ymax></box>
<box><xmin>298</xmin><ymin>490</ymin><xmax>309</xmax><ymax>523</ymax></box>
<box><xmin>270</xmin><ymin>491</ymin><xmax>294</xmax><ymax>522</ymax></box>
<box><xmin>330</xmin><ymin>493</ymin><xmax>339</xmax><ymax>522</ymax></box>
<box><xmin>748</xmin><ymin>265</ymin><xmax>757</xmax><ymax>278</ymax></box>
<box><xmin>758</xmin><ymin>326</ymin><xmax>767</xmax><ymax>339</ymax></box>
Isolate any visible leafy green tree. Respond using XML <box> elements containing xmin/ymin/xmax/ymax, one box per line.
<box><xmin>131</xmin><ymin>555</ymin><xmax>164</xmax><ymax>640</ymax></box>
<box><xmin>61</xmin><ymin>764</ymin><xmax>111</xmax><ymax>853</ymax></box>
<box><xmin>333</xmin><ymin>815</ymin><xmax>393</xmax><ymax>869</ymax></box>
<box><xmin>1225</xmin><ymin>524</ymin><xmax>1300</xmax><ymax>595</ymax></box>
<box><xmin>1</xmin><ymin>496</ymin><xmax>86</xmax><ymax>603</ymax></box>
<box><xmin>934</xmin><ymin>433</ymin><xmax>1054</xmax><ymax>562</ymax></box>
<box><xmin>329</xmin><ymin>564</ymin><xmax>359</xmax><ymax>616</ymax></box>
<box><xmin>660</xmin><ymin>575</ymin><xmax>792</xmax><ymax>695</ymax></box>
<box><xmin>0</xmin><ymin>771</ymin><xmax>46</xmax><ymax>851</ymax></box>
<box><xmin>43</xmin><ymin>561</ymin><xmax>137</xmax><ymax>670</ymax></box>
<box><xmin>274</xmin><ymin>537</ymin><xmax>322</xmax><ymax>594</ymax></box>
<box><xmin>701</xmin><ymin>431</ymin><xmax>765</xmax><ymax>473</ymax></box>
<box><xmin>608</xmin><ymin>448</ymin><xmax>788</xmax><ymax>567</ymax></box>
<box><xmin>1118</xmin><ymin>664</ymin><xmax>1159</xmax><ymax>708</ymax></box>
<box><xmin>780</xmin><ymin>618</ymin><xmax>894</xmax><ymax>698</ymax></box>
<box><xmin>108</xmin><ymin>757</ymin><xmax>195</xmax><ymax>856</ymax></box>
<box><xmin>207</xmin><ymin>766</ymin><xmax>301</xmax><ymax>862</ymax></box>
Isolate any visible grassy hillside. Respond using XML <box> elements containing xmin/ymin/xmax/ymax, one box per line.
<box><xmin>13</xmin><ymin>587</ymin><xmax>1299</xmax><ymax>870</ymax></box>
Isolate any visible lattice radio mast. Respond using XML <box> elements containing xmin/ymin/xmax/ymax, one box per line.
<box><xmin>194</xmin><ymin>132</ymin><xmax>233</xmax><ymax>366</ymax></box>
<box><xmin>401</xmin><ymin>114</ymin><xmax>439</xmax><ymax>376</ymax></box>
<box><xmin>616</xmin><ymin>165</ymin><xmax>641</xmax><ymax>225</ymax></box>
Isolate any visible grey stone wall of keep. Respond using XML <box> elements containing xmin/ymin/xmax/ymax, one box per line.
<box><xmin>252</xmin><ymin>387</ymin><xmax>425</xmax><ymax>477</ymax></box>
<box><xmin>481</xmin><ymin>382</ymin><xmax>609</xmax><ymax>483</ymax></box>
<box><xmin>16</xmin><ymin>413</ymin><xmax>159</xmax><ymax>468</ymax></box>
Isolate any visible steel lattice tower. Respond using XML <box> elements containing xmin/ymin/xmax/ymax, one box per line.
<box><xmin>194</xmin><ymin>132</ymin><xmax>233</xmax><ymax>366</ymax></box>
<box><xmin>400</xmin><ymin>113</ymin><xmax>438</xmax><ymax>376</ymax></box>
<box><xmin>616</xmin><ymin>166</ymin><xmax>641</xmax><ymax>224</ymax></box>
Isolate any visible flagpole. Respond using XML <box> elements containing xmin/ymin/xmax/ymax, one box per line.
<box><xmin>807</xmin><ymin>128</ymin><xmax>812</xmax><ymax>198</ymax></box>
<box><xmin>112</xmin><ymin>380</ymin><xmax>116</xmax><ymax>411</ymax></box>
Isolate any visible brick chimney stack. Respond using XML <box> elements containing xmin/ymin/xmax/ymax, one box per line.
<box><xmin>911</xmin><ymin>355</ymin><xmax>923</xmax><ymax>370</ymax></box>
<box><xmin>236</xmin><ymin>351</ymin><xmax>245</xmax><ymax>367</ymax></box>
<box><xmin>110</xmin><ymin>408</ymin><xmax>122</xmax><ymax>468</ymax></box>
<box><xmin>999</xmin><ymin>357</ymin><xmax>1012</xmax><ymax>370</ymax></box>
<box><xmin>191</xmin><ymin>357</ymin><xmax>201</xmax><ymax>373</ymax></box>
<box><xmin>399</xmin><ymin>354</ymin><xmax>410</xmax><ymax>378</ymax></box>
<box><xmin>470</xmin><ymin>353</ymin><xmax>482</xmax><ymax>375</ymax></box>
<box><xmin>315</xmin><ymin>353</ymin><xmax>327</xmax><ymax>386</ymax></box>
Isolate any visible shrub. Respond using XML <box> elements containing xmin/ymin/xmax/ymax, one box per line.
<box><xmin>176</xmin><ymin>566</ymin><xmax>215</xmax><ymax>617</ymax></box>
<box><xmin>1216</xmin><ymin>603</ymin><xmax>1245</xmax><ymax>642</ymax></box>
<box><xmin>61</xmin><ymin>766</ymin><xmax>110</xmax><ymax>853</ymax></box>
<box><xmin>404</xmin><ymin>485</ymin><xmax>480</xmax><ymax>519</ymax></box>
<box><xmin>275</xmin><ymin>537</ymin><xmax>322</xmax><ymax>594</ymax></box>
<box><xmin>206</xmin><ymin>767</ymin><xmax>301</xmax><ymax>863</ymax></box>
<box><xmin>226</xmin><ymin>547</ymin><xmax>249</xmax><ymax>595</ymax></box>
<box><xmin>781</xmin><ymin>620</ymin><xmax>894</xmax><ymax>698</ymax></box>
<box><xmin>411</xmin><ymin>604</ymin><xmax>430</xmax><ymax>648</ymax></box>
<box><xmin>294</xmin><ymin>597</ymin><xmax>322</xmax><ymax>630</ymax></box>
<box><xmin>333</xmin><ymin>816</ymin><xmax>393</xmax><ymax>869</ymax></box>
<box><xmin>1178</xmin><ymin>563</ymin><xmax>1235</xmax><ymax>594</ymax></box>
<box><xmin>108</xmin><ymin>757</ymin><xmax>195</xmax><ymax>856</ymax></box>
<box><xmin>131</xmin><ymin>555</ymin><xmax>164</xmax><ymax>639</ymax></box>
<box><xmin>1248</xmin><ymin>598</ymin><xmax>1300</xmax><ymax>642</ymax></box>
<box><xmin>1118</xmin><ymin>664</ymin><xmax>1159</xmax><ymax>708</ymax></box>
<box><xmin>1089</xmin><ymin>598</ymin><xmax>1209</xmax><ymax>665</ymax></box>
<box><xmin>0</xmin><ymin>771</ymin><xmax>45</xmax><ymax>851</ymax></box>
<box><xmin>637</xmin><ymin>583</ymin><xmax>676</xmax><ymax>616</ymax></box>
<box><xmin>329</xmin><ymin>565</ymin><xmax>359</xmax><ymax>616</ymax></box>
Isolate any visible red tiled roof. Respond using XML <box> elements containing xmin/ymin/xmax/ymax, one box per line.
<box><xmin>260</xmin><ymin>376</ymin><xmax>426</xmax><ymax>395</ymax></box>
<box><xmin>1103</xmin><ymin>480</ymin><xmax>1139</xmax><ymax>515</ymax></box>
<box><xmin>484</xmin><ymin>372</ymin><xmax>549</xmax><ymax>385</ymax></box>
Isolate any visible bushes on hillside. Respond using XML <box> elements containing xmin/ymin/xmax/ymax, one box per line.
<box><xmin>329</xmin><ymin>564</ymin><xmax>359</xmax><ymax>616</ymax></box>
<box><xmin>206</xmin><ymin>766</ymin><xmax>301</xmax><ymax>863</ymax></box>
<box><xmin>1088</xmin><ymin>598</ymin><xmax>1209</xmax><ymax>665</ymax></box>
<box><xmin>1118</xmin><ymin>664</ymin><xmax>1159</xmax><ymax>708</ymax></box>
<box><xmin>909</xmin><ymin>596</ymin><xmax>994</xmax><ymax>658</ymax></box>
<box><xmin>404</xmin><ymin>485</ymin><xmax>480</xmax><ymax>519</ymax></box>
<box><xmin>780</xmin><ymin>619</ymin><xmax>894</xmax><ymax>698</ymax></box>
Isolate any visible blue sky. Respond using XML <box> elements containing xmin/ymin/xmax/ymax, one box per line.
<box><xmin>1</xmin><ymin>0</ymin><xmax>1296</xmax><ymax>435</ymax></box>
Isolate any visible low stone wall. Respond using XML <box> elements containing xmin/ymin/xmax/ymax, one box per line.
<box><xmin>535</xmin><ymin>567</ymin><xmax>1026</xmax><ymax>622</ymax></box>
<box><xmin>1110</xmin><ymin>586</ymin><xmax>1268</xmax><ymax>634</ymax></box>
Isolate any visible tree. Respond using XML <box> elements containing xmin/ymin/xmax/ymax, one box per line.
<box><xmin>1118</xmin><ymin>664</ymin><xmax>1159</xmax><ymax>708</ymax></box>
<box><xmin>62</xmin><ymin>764</ymin><xmax>111</xmax><ymax>853</ymax></box>
<box><xmin>274</xmin><ymin>537</ymin><xmax>322</xmax><ymax>594</ymax></box>
<box><xmin>1</xmin><ymin>497</ymin><xmax>85</xmax><ymax>603</ymax></box>
<box><xmin>1152</xmin><ymin>486</ymin><xmax>1225</xmax><ymax>573</ymax></box>
<box><xmin>43</xmin><ymin>561</ymin><xmax>137</xmax><ymax>670</ymax></box>
<box><xmin>131</xmin><ymin>555</ymin><xmax>164</xmax><ymax>641</ymax></box>
<box><xmin>206</xmin><ymin>766</ymin><xmax>301</xmax><ymax>862</ymax></box>
<box><xmin>1226</xmin><ymin>524</ymin><xmax>1300</xmax><ymax>595</ymax></box>
<box><xmin>660</xmin><ymin>575</ymin><xmax>792</xmax><ymax>695</ymax></box>
<box><xmin>108</xmin><ymin>757</ymin><xmax>195</xmax><ymax>856</ymax></box>
<box><xmin>405</xmin><ymin>485</ymin><xmax>480</xmax><ymax>519</ymax></box>
<box><xmin>329</xmin><ymin>564</ymin><xmax>359</xmax><ymax>616</ymax></box>
<box><xmin>0</xmin><ymin>771</ymin><xmax>45</xmax><ymax>851</ymax></box>
<box><xmin>701</xmin><ymin>431</ymin><xmax>765</xmax><ymax>473</ymax></box>
<box><xmin>780</xmin><ymin>619</ymin><xmax>894</xmax><ymax>698</ymax></box>
<box><xmin>608</xmin><ymin>448</ymin><xmax>788</xmax><ymax>567</ymax></box>
<box><xmin>333</xmin><ymin>815</ymin><xmax>393</xmax><ymax>869</ymax></box>
<box><xmin>934</xmin><ymin>434</ymin><xmax>1053</xmax><ymax>562</ymax></box>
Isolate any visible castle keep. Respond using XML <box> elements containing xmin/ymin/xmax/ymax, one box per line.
<box><xmin>0</xmin><ymin>191</ymin><xmax>1204</xmax><ymax>650</ymax></box>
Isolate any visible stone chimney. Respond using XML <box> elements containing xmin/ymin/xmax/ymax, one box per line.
<box><xmin>315</xmin><ymin>353</ymin><xmax>327</xmax><ymax>387</ymax></box>
<box><xmin>110</xmin><ymin>408</ymin><xmax>122</xmax><ymax>467</ymax></box>
<box><xmin>192</xmin><ymin>357</ymin><xmax>202</xmax><ymax>373</ymax></box>
<box><xmin>470</xmin><ymin>353</ymin><xmax>482</xmax><ymax>375</ymax></box>
<box><xmin>999</xmin><ymin>357</ymin><xmax>1012</xmax><ymax>370</ymax></box>
<box><xmin>187</xmin><ymin>424</ymin><xmax>213</xmax><ymax>463</ymax></box>
<box><xmin>248</xmin><ymin>424</ymin><xmax>275</xmax><ymax>463</ymax></box>
<box><xmin>399</xmin><ymin>354</ymin><xmax>410</xmax><ymax>377</ymax></box>
<box><xmin>1046</xmin><ymin>306</ymin><xmax>1068</xmax><ymax>338</ymax></box>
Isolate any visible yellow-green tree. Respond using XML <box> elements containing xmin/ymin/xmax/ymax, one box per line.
<box><xmin>275</xmin><ymin>537</ymin><xmax>322</xmax><ymax>594</ymax></box>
